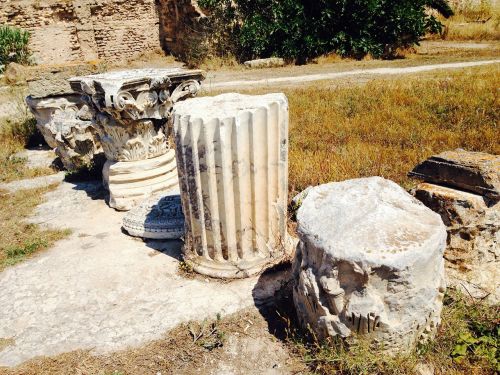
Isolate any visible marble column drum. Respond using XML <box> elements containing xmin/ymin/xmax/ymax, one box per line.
<box><xmin>69</xmin><ymin>68</ymin><xmax>205</xmax><ymax>210</ymax></box>
<box><xmin>173</xmin><ymin>93</ymin><xmax>291</xmax><ymax>278</ymax></box>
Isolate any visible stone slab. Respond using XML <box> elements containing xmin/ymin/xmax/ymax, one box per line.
<box><xmin>0</xmin><ymin>179</ymin><xmax>288</xmax><ymax>367</ymax></box>
<box><xmin>409</xmin><ymin>149</ymin><xmax>500</xmax><ymax>204</ymax></box>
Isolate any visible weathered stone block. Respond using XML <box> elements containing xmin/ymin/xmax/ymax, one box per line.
<box><xmin>173</xmin><ymin>93</ymin><xmax>291</xmax><ymax>278</ymax></box>
<box><xmin>409</xmin><ymin>149</ymin><xmax>500</xmax><ymax>204</ymax></box>
<box><xmin>244</xmin><ymin>58</ymin><xmax>285</xmax><ymax>69</ymax></box>
<box><xmin>412</xmin><ymin>182</ymin><xmax>499</xmax><ymax>302</ymax></box>
<box><xmin>26</xmin><ymin>95</ymin><xmax>103</xmax><ymax>171</ymax></box>
<box><xmin>293</xmin><ymin>177</ymin><xmax>447</xmax><ymax>353</ymax></box>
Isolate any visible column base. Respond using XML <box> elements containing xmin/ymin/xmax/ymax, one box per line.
<box><xmin>103</xmin><ymin>151</ymin><xmax>179</xmax><ymax>211</ymax></box>
<box><xmin>183</xmin><ymin>235</ymin><xmax>298</xmax><ymax>279</ymax></box>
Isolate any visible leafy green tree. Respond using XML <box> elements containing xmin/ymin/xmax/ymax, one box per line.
<box><xmin>237</xmin><ymin>0</ymin><xmax>454</xmax><ymax>61</ymax></box>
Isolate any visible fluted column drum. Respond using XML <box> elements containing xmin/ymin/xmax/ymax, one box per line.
<box><xmin>173</xmin><ymin>93</ymin><xmax>290</xmax><ymax>278</ymax></box>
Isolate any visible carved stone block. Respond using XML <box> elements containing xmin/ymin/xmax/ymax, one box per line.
<box><xmin>173</xmin><ymin>93</ymin><xmax>291</xmax><ymax>278</ymax></box>
<box><xmin>69</xmin><ymin>68</ymin><xmax>205</xmax><ymax>210</ymax></box>
<box><xmin>103</xmin><ymin>150</ymin><xmax>179</xmax><ymax>211</ymax></box>
<box><xmin>122</xmin><ymin>190</ymin><xmax>185</xmax><ymax>239</ymax></box>
<box><xmin>26</xmin><ymin>95</ymin><xmax>103</xmax><ymax>171</ymax></box>
<box><xmin>293</xmin><ymin>177</ymin><xmax>447</xmax><ymax>353</ymax></box>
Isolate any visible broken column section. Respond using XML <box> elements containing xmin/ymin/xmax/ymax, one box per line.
<box><xmin>173</xmin><ymin>93</ymin><xmax>291</xmax><ymax>278</ymax></box>
<box><xmin>293</xmin><ymin>177</ymin><xmax>447</xmax><ymax>353</ymax></box>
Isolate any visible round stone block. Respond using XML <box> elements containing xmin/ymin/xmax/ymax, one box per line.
<box><xmin>122</xmin><ymin>190</ymin><xmax>185</xmax><ymax>240</ymax></box>
<box><xmin>293</xmin><ymin>176</ymin><xmax>447</xmax><ymax>353</ymax></box>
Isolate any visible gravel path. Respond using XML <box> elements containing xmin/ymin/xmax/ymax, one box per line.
<box><xmin>205</xmin><ymin>59</ymin><xmax>500</xmax><ymax>89</ymax></box>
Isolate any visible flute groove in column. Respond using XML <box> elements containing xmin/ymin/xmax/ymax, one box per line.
<box><xmin>173</xmin><ymin>93</ymin><xmax>292</xmax><ymax>279</ymax></box>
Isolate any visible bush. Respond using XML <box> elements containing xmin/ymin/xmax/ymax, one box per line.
<box><xmin>0</xmin><ymin>25</ymin><xmax>32</xmax><ymax>73</ymax></box>
<box><xmin>237</xmin><ymin>0</ymin><xmax>453</xmax><ymax>61</ymax></box>
<box><xmin>182</xmin><ymin>0</ymin><xmax>453</xmax><ymax>65</ymax></box>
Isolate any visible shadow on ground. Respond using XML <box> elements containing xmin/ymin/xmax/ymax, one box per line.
<box><xmin>251</xmin><ymin>260</ymin><xmax>301</xmax><ymax>343</ymax></box>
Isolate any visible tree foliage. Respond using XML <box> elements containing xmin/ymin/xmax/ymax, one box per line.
<box><xmin>192</xmin><ymin>0</ymin><xmax>453</xmax><ymax>64</ymax></box>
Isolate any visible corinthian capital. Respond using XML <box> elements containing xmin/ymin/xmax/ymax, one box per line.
<box><xmin>69</xmin><ymin>68</ymin><xmax>205</xmax><ymax>124</ymax></box>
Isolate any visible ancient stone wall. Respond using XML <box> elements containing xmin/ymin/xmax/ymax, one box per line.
<box><xmin>157</xmin><ymin>0</ymin><xmax>203</xmax><ymax>56</ymax></box>
<box><xmin>0</xmin><ymin>0</ymin><xmax>161</xmax><ymax>64</ymax></box>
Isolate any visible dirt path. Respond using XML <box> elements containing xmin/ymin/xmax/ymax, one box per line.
<box><xmin>204</xmin><ymin>59</ymin><xmax>500</xmax><ymax>90</ymax></box>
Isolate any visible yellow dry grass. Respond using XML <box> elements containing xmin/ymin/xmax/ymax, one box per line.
<box><xmin>287</xmin><ymin>66</ymin><xmax>499</xmax><ymax>195</ymax></box>
<box><xmin>208</xmin><ymin>65</ymin><xmax>499</xmax><ymax>197</ymax></box>
<box><xmin>435</xmin><ymin>0</ymin><xmax>500</xmax><ymax>41</ymax></box>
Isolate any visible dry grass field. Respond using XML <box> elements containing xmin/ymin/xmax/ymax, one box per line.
<box><xmin>434</xmin><ymin>0</ymin><xmax>500</xmax><ymax>41</ymax></box>
<box><xmin>208</xmin><ymin>65</ymin><xmax>499</xmax><ymax>199</ymax></box>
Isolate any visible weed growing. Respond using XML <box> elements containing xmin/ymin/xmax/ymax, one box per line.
<box><xmin>276</xmin><ymin>288</ymin><xmax>498</xmax><ymax>375</ymax></box>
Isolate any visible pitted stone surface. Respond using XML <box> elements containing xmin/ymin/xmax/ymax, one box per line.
<box><xmin>122</xmin><ymin>189</ymin><xmax>185</xmax><ymax>239</ymax></box>
<box><xmin>0</xmin><ymin>179</ymin><xmax>288</xmax><ymax>367</ymax></box>
<box><xmin>293</xmin><ymin>177</ymin><xmax>447</xmax><ymax>353</ymax></box>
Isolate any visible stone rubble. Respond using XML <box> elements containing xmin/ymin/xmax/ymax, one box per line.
<box><xmin>293</xmin><ymin>177</ymin><xmax>447</xmax><ymax>353</ymax></box>
<box><xmin>410</xmin><ymin>150</ymin><xmax>499</xmax><ymax>302</ymax></box>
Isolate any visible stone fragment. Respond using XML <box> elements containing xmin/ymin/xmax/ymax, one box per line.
<box><xmin>409</xmin><ymin>149</ymin><xmax>500</xmax><ymax>204</ymax></box>
<box><xmin>103</xmin><ymin>150</ymin><xmax>179</xmax><ymax>211</ymax></box>
<box><xmin>244</xmin><ymin>58</ymin><xmax>286</xmax><ymax>69</ymax></box>
<box><xmin>412</xmin><ymin>183</ymin><xmax>498</xmax><ymax>266</ymax></box>
<box><xmin>293</xmin><ymin>177</ymin><xmax>447</xmax><ymax>353</ymax></box>
<box><xmin>122</xmin><ymin>190</ymin><xmax>184</xmax><ymax>239</ymax></box>
<box><xmin>173</xmin><ymin>93</ymin><xmax>291</xmax><ymax>278</ymax></box>
<box><xmin>70</xmin><ymin>68</ymin><xmax>205</xmax><ymax>210</ymax></box>
<box><xmin>25</xmin><ymin>95</ymin><xmax>103</xmax><ymax>171</ymax></box>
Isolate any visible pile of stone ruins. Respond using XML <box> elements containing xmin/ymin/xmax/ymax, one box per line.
<box><xmin>25</xmin><ymin>67</ymin><xmax>498</xmax><ymax>354</ymax></box>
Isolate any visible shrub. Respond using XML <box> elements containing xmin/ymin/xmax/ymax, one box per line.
<box><xmin>0</xmin><ymin>25</ymin><xmax>32</xmax><ymax>72</ymax></box>
<box><xmin>237</xmin><ymin>0</ymin><xmax>454</xmax><ymax>61</ymax></box>
<box><xmin>182</xmin><ymin>0</ymin><xmax>454</xmax><ymax>65</ymax></box>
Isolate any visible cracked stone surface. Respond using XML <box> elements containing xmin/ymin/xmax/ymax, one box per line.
<box><xmin>0</xmin><ymin>179</ymin><xmax>287</xmax><ymax>367</ymax></box>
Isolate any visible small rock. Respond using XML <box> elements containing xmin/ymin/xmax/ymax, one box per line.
<box><xmin>409</xmin><ymin>149</ymin><xmax>500</xmax><ymax>204</ymax></box>
<box><xmin>244</xmin><ymin>57</ymin><xmax>285</xmax><ymax>69</ymax></box>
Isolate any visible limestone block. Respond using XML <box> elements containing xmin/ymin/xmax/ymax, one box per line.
<box><xmin>103</xmin><ymin>151</ymin><xmax>179</xmax><ymax>211</ymax></box>
<box><xmin>293</xmin><ymin>177</ymin><xmax>447</xmax><ymax>353</ymax></box>
<box><xmin>122</xmin><ymin>190</ymin><xmax>184</xmax><ymax>239</ymax></box>
<box><xmin>173</xmin><ymin>93</ymin><xmax>290</xmax><ymax>279</ymax></box>
<box><xmin>26</xmin><ymin>95</ymin><xmax>103</xmax><ymax>171</ymax></box>
<box><xmin>244</xmin><ymin>58</ymin><xmax>285</xmax><ymax>69</ymax></box>
<box><xmin>412</xmin><ymin>182</ymin><xmax>498</xmax><ymax>267</ymax></box>
<box><xmin>409</xmin><ymin>149</ymin><xmax>500</xmax><ymax>204</ymax></box>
